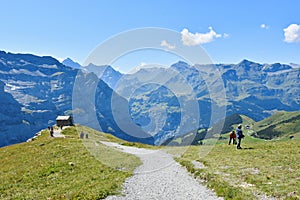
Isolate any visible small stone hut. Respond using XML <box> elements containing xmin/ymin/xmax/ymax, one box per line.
<box><xmin>56</xmin><ymin>115</ymin><xmax>73</xmax><ymax>127</ymax></box>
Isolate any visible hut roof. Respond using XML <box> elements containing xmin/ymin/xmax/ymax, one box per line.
<box><xmin>56</xmin><ymin>116</ymin><xmax>71</xmax><ymax>120</ymax></box>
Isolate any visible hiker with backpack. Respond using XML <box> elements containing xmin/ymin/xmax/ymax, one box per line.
<box><xmin>236</xmin><ymin>124</ymin><xmax>245</xmax><ymax>149</ymax></box>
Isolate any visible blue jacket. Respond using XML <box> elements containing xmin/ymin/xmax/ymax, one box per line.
<box><xmin>236</xmin><ymin>128</ymin><xmax>244</xmax><ymax>139</ymax></box>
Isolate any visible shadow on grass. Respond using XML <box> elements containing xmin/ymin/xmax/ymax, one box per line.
<box><xmin>242</xmin><ymin>147</ymin><xmax>254</xmax><ymax>150</ymax></box>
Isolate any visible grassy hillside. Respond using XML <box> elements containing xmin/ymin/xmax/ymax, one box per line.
<box><xmin>169</xmin><ymin>138</ymin><xmax>300</xmax><ymax>199</ymax></box>
<box><xmin>251</xmin><ymin>110</ymin><xmax>300</xmax><ymax>139</ymax></box>
<box><xmin>206</xmin><ymin>111</ymin><xmax>300</xmax><ymax>145</ymax></box>
<box><xmin>1</xmin><ymin>110</ymin><xmax>299</xmax><ymax>199</ymax></box>
<box><xmin>166</xmin><ymin>113</ymin><xmax>256</xmax><ymax>146</ymax></box>
<box><xmin>167</xmin><ymin>111</ymin><xmax>300</xmax><ymax>199</ymax></box>
<box><xmin>0</xmin><ymin>126</ymin><xmax>142</xmax><ymax>199</ymax></box>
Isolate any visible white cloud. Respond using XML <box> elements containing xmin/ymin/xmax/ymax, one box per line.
<box><xmin>181</xmin><ymin>27</ymin><xmax>222</xmax><ymax>46</ymax></box>
<box><xmin>260</xmin><ymin>23</ymin><xmax>269</xmax><ymax>29</ymax></box>
<box><xmin>223</xmin><ymin>33</ymin><xmax>230</xmax><ymax>39</ymax></box>
<box><xmin>284</xmin><ymin>24</ymin><xmax>300</xmax><ymax>43</ymax></box>
<box><xmin>160</xmin><ymin>40</ymin><xmax>176</xmax><ymax>50</ymax></box>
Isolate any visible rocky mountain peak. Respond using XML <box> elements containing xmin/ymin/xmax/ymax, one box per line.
<box><xmin>62</xmin><ymin>58</ymin><xmax>82</xmax><ymax>69</ymax></box>
<box><xmin>262</xmin><ymin>63</ymin><xmax>292</xmax><ymax>72</ymax></box>
<box><xmin>237</xmin><ymin>59</ymin><xmax>263</xmax><ymax>71</ymax></box>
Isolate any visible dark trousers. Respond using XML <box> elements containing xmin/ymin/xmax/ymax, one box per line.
<box><xmin>228</xmin><ymin>138</ymin><xmax>236</xmax><ymax>145</ymax></box>
<box><xmin>237</xmin><ymin>138</ymin><xmax>242</xmax><ymax>149</ymax></box>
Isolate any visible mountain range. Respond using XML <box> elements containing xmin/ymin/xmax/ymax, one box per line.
<box><xmin>0</xmin><ymin>50</ymin><xmax>299</xmax><ymax>147</ymax></box>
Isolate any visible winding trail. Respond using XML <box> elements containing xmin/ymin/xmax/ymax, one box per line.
<box><xmin>103</xmin><ymin>142</ymin><xmax>222</xmax><ymax>200</ymax></box>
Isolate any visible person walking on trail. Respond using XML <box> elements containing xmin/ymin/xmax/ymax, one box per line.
<box><xmin>50</xmin><ymin>126</ymin><xmax>54</xmax><ymax>137</ymax></box>
<box><xmin>236</xmin><ymin>124</ymin><xmax>244</xmax><ymax>149</ymax></box>
<box><xmin>228</xmin><ymin>130</ymin><xmax>237</xmax><ymax>145</ymax></box>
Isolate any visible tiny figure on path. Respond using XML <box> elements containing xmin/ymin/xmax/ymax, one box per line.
<box><xmin>50</xmin><ymin>126</ymin><xmax>54</xmax><ymax>137</ymax></box>
<box><xmin>236</xmin><ymin>124</ymin><xmax>245</xmax><ymax>149</ymax></box>
<box><xmin>80</xmin><ymin>132</ymin><xmax>84</xmax><ymax>139</ymax></box>
<box><xmin>228</xmin><ymin>130</ymin><xmax>237</xmax><ymax>145</ymax></box>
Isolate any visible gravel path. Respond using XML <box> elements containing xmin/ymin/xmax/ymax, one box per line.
<box><xmin>53</xmin><ymin>129</ymin><xmax>65</xmax><ymax>138</ymax></box>
<box><xmin>103</xmin><ymin>142</ymin><xmax>223</xmax><ymax>200</ymax></box>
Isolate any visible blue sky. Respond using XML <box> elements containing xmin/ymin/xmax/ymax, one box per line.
<box><xmin>1</xmin><ymin>0</ymin><xmax>300</xmax><ymax>69</ymax></box>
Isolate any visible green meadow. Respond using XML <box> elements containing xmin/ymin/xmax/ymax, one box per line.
<box><xmin>1</xmin><ymin>123</ymin><xmax>299</xmax><ymax>199</ymax></box>
<box><xmin>171</xmin><ymin>137</ymin><xmax>300</xmax><ymax>200</ymax></box>
<box><xmin>0</xmin><ymin>126</ymin><xmax>142</xmax><ymax>199</ymax></box>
